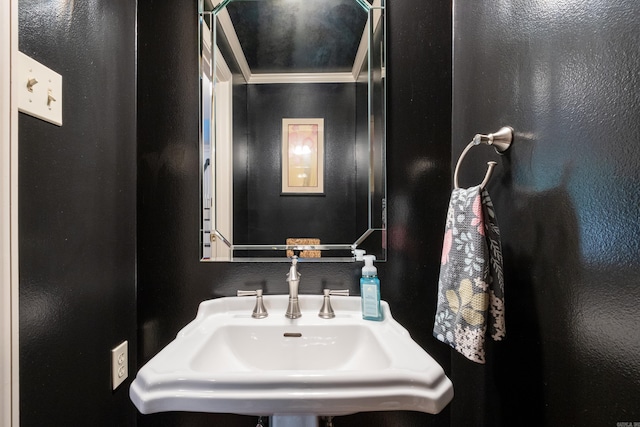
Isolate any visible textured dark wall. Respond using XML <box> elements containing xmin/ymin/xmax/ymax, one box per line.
<box><xmin>452</xmin><ymin>1</ymin><xmax>640</xmax><ymax>426</ymax></box>
<box><xmin>242</xmin><ymin>83</ymin><xmax>359</xmax><ymax>246</ymax></box>
<box><xmin>137</xmin><ymin>0</ymin><xmax>451</xmax><ymax>426</ymax></box>
<box><xmin>18</xmin><ymin>1</ymin><xmax>137</xmax><ymax>426</ymax></box>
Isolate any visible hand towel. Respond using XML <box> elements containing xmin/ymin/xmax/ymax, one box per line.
<box><xmin>433</xmin><ymin>185</ymin><xmax>505</xmax><ymax>363</ymax></box>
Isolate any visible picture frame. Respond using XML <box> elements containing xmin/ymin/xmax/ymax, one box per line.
<box><xmin>281</xmin><ymin>118</ymin><xmax>324</xmax><ymax>194</ymax></box>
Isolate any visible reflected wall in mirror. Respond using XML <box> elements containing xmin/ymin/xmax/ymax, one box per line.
<box><xmin>199</xmin><ymin>0</ymin><xmax>386</xmax><ymax>262</ymax></box>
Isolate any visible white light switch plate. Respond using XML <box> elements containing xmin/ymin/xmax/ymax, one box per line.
<box><xmin>17</xmin><ymin>51</ymin><xmax>63</xmax><ymax>126</ymax></box>
<box><xmin>111</xmin><ymin>341</ymin><xmax>128</xmax><ymax>390</ymax></box>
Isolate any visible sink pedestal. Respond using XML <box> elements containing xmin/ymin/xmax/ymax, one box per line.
<box><xmin>271</xmin><ymin>415</ymin><xmax>318</xmax><ymax>427</ymax></box>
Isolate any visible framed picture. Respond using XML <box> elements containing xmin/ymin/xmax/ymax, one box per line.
<box><xmin>281</xmin><ymin>118</ymin><xmax>324</xmax><ymax>194</ymax></box>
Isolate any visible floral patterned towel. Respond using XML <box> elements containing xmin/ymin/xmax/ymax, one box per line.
<box><xmin>433</xmin><ymin>185</ymin><xmax>505</xmax><ymax>363</ymax></box>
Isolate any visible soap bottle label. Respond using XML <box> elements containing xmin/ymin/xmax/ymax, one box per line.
<box><xmin>362</xmin><ymin>284</ymin><xmax>379</xmax><ymax>317</ymax></box>
<box><xmin>360</xmin><ymin>277</ymin><xmax>382</xmax><ymax>320</ymax></box>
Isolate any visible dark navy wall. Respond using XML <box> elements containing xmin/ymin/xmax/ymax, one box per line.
<box><xmin>137</xmin><ymin>0</ymin><xmax>451</xmax><ymax>426</ymax></box>
<box><xmin>18</xmin><ymin>1</ymin><xmax>137</xmax><ymax>426</ymax></box>
<box><xmin>452</xmin><ymin>1</ymin><xmax>640</xmax><ymax>426</ymax></box>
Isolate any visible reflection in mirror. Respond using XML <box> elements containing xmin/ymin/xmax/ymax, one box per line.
<box><xmin>199</xmin><ymin>0</ymin><xmax>386</xmax><ymax>262</ymax></box>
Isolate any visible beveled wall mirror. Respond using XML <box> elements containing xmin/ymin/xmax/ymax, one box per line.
<box><xmin>199</xmin><ymin>0</ymin><xmax>386</xmax><ymax>262</ymax></box>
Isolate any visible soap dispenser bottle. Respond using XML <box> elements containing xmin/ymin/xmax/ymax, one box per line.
<box><xmin>360</xmin><ymin>255</ymin><xmax>382</xmax><ymax>321</ymax></box>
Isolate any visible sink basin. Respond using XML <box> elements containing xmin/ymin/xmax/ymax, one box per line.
<box><xmin>130</xmin><ymin>294</ymin><xmax>453</xmax><ymax>417</ymax></box>
<box><xmin>191</xmin><ymin>323</ymin><xmax>391</xmax><ymax>372</ymax></box>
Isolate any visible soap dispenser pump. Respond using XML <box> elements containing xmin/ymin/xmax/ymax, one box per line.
<box><xmin>360</xmin><ymin>255</ymin><xmax>382</xmax><ymax>321</ymax></box>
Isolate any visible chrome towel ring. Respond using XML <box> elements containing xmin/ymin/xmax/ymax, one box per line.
<box><xmin>453</xmin><ymin>126</ymin><xmax>514</xmax><ymax>189</ymax></box>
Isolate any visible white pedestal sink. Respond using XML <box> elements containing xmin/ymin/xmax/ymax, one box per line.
<box><xmin>130</xmin><ymin>294</ymin><xmax>453</xmax><ymax>420</ymax></box>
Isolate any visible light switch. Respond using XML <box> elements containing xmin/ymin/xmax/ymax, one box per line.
<box><xmin>18</xmin><ymin>51</ymin><xmax>63</xmax><ymax>126</ymax></box>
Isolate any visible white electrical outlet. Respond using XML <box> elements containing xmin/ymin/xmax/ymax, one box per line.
<box><xmin>111</xmin><ymin>341</ymin><xmax>128</xmax><ymax>390</ymax></box>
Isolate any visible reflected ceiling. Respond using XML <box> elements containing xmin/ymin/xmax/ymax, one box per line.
<box><xmin>225</xmin><ymin>0</ymin><xmax>368</xmax><ymax>74</ymax></box>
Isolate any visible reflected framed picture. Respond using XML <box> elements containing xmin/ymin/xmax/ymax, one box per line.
<box><xmin>281</xmin><ymin>118</ymin><xmax>324</xmax><ymax>194</ymax></box>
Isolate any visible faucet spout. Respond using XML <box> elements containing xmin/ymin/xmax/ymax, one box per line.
<box><xmin>285</xmin><ymin>255</ymin><xmax>302</xmax><ymax>318</ymax></box>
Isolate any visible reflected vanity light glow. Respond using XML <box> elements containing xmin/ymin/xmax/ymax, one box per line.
<box><xmin>287</xmin><ymin>123</ymin><xmax>319</xmax><ymax>189</ymax></box>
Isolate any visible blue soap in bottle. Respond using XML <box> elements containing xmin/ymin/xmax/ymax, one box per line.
<box><xmin>360</xmin><ymin>255</ymin><xmax>382</xmax><ymax>321</ymax></box>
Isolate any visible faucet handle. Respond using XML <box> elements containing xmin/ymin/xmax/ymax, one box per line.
<box><xmin>237</xmin><ymin>289</ymin><xmax>268</xmax><ymax>319</ymax></box>
<box><xmin>237</xmin><ymin>289</ymin><xmax>262</xmax><ymax>297</ymax></box>
<box><xmin>326</xmin><ymin>289</ymin><xmax>349</xmax><ymax>297</ymax></box>
<box><xmin>318</xmin><ymin>289</ymin><xmax>350</xmax><ymax>319</ymax></box>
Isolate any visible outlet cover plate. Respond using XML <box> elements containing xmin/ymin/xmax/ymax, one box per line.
<box><xmin>111</xmin><ymin>341</ymin><xmax>128</xmax><ymax>390</ymax></box>
<box><xmin>17</xmin><ymin>51</ymin><xmax>63</xmax><ymax>126</ymax></box>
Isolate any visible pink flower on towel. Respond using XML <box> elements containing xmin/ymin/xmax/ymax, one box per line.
<box><xmin>472</xmin><ymin>194</ymin><xmax>484</xmax><ymax>236</ymax></box>
<box><xmin>441</xmin><ymin>229</ymin><xmax>452</xmax><ymax>265</ymax></box>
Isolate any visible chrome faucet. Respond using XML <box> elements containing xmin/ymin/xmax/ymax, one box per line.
<box><xmin>285</xmin><ymin>255</ymin><xmax>302</xmax><ymax>318</ymax></box>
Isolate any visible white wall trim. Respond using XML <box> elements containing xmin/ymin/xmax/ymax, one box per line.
<box><xmin>248</xmin><ymin>72</ymin><xmax>355</xmax><ymax>85</ymax></box>
<box><xmin>352</xmin><ymin>0</ymin><xmax>383</xmax><ymax>80</ymax></box>
<box><xmin>0</xmin><ymin>0</ymin><xmax>10</xmax><ymax>420</ymax></box>
<box><xmin>214</xmin><ymin>45</ymin><xmax>232</xmax><ymax>82</ymax></box>
<box><xmin>217</xmin><ymin>8</ymin><xmax>252</xmax><ymax>83</ymax></box>
<box><xmin>217</xmin><ymin>4</ymin><xmax>379</xmax><ymax>85</ymax></box>
<box><xmin>1</xmin><ymin>0</ymin><xmax>19</xmax><ymax>425</ymax></box>
<box><xmin>212</xmin><ymin>52</ymin><xmax>233</xmax><ymax>261</ymax></box>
